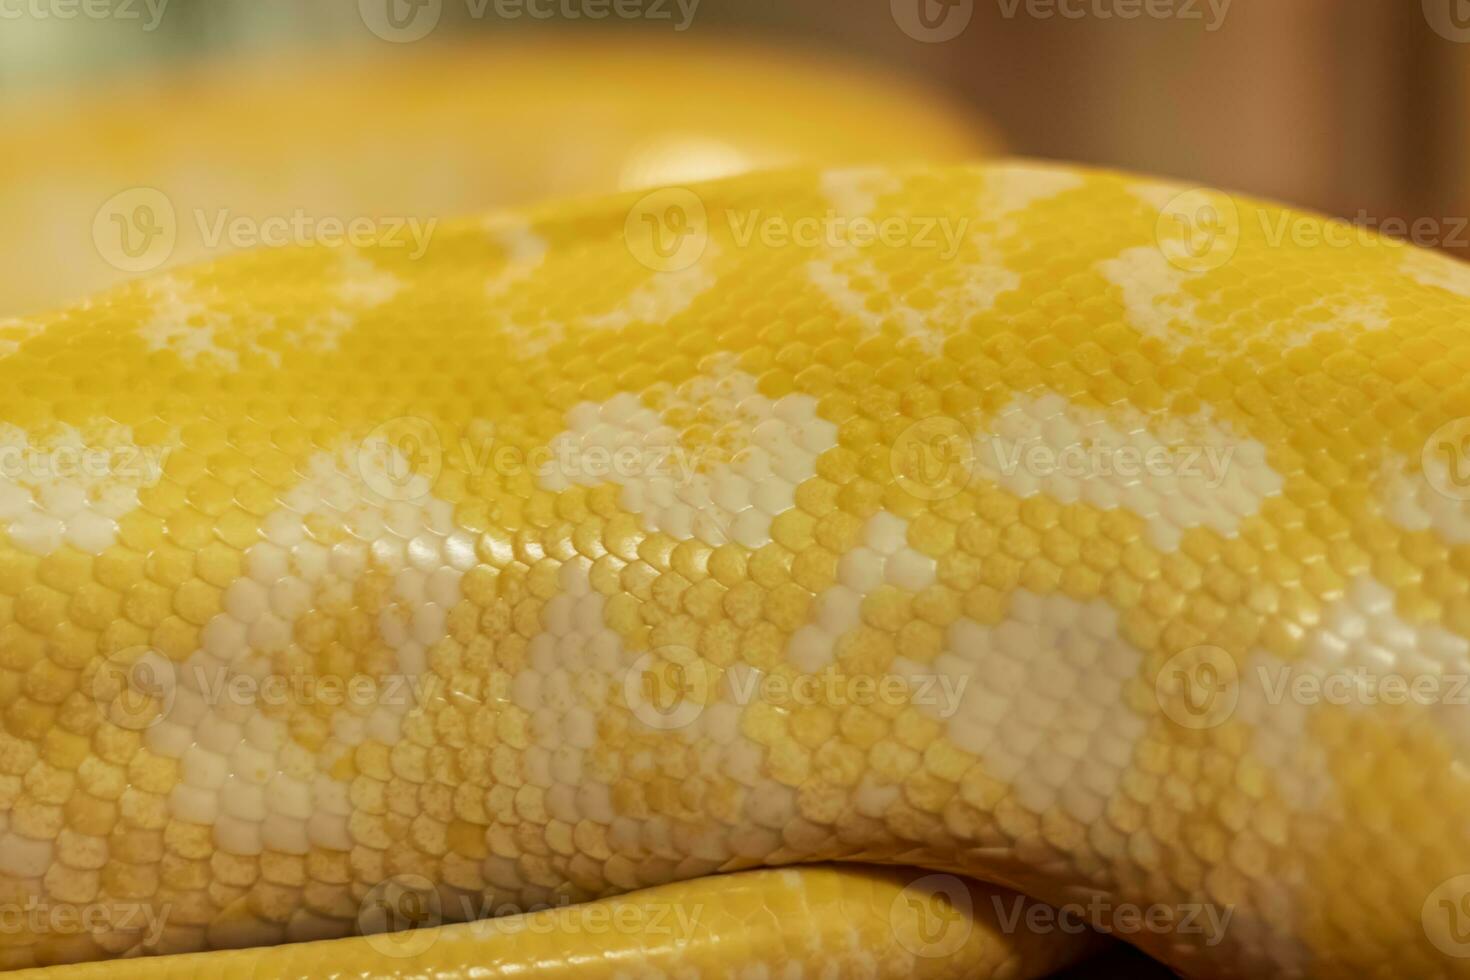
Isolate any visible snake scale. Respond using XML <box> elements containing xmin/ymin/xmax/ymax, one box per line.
<box><xmin>1</xmin><ymin>159</ymin><xmax>1470</xmax><ymax>978</ymax></box>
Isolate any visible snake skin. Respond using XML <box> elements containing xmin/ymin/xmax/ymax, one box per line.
<box><xmin>1</xmin><ymin>160</ymin><xmax>1470</xmax><ymax>978</ymax></box>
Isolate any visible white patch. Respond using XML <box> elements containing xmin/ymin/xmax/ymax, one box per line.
<box><xmin>1401</xmin><ymin>247</ymin><xmax>1470</xmax><ymax>300</ymax></box>
<box><xmin>509</xmin><ymin>563</ymin><xmax>618</xmax><ymax>804</ymax></box>
<box><xmin>336</xmin><ymin>251</ymin><xmax>400</xmax><ymax>309</ymax></box>
<box><xmin>145</xmin><ymin>446</ymin><xmax>475</xmax><ymax>857</ymax></box>
<box><xmin>1121</xmin><ymin>179</ymin><xmax>1187</xmax><ymax>213</ymax></box>
<box><xmin>818</xmin><ymin>168</ymin><xmax>902</xmax><ymax>218</ymax></box>
<box><xmin>1378</xmin><ymin>452</ymin><xmax>1470</xmax><ymax>546</ymax></box>
<box><xmin>973</xmin><ymin>392</ymin><xmax>1283</xmax><ymax>551</ymax></box>
<box><xmin>977</xmin><ymin>163</ymin><xmax>1084</xmax><ymax>229</ymax></box>
<box><xmin>280</xmin><ymin>253</ymin><xmax>400</xmax><ymax>354</ymax></box>
<box><xmin>582</xmin><ymin>246</ymin><xmax>720</xmax><ymax>333</ymax></box>
<box><xmin>907</xmin><ymin>591</ymin><xmax>1147</xmax><ymax>825</ymax></box>
<box><xmin>787</xmin><ymin>511</ymin><xmax>937</xmax><ymax>673</ymax></box>
<box><xmin>1238</xmin><ymin>577</ymin><xmax>1470</xmax><ymax>815</ymax></box>
<box><xmin>507</xmin><ymin>557</ymin><xmax>797</xmax><ymax>879</ymax></box>
<box><xmin>0</xmin><ymin>317</ymin><xmax>42</xmax><ymax>359</ymax></box>
<box><xmin>0</xmin><ymin>424</ymin><xmax>161</xmax><ymax>556</ymax></box>
<box><xmin>806</xmin><ymin>164</ymin><xmax>1078</xmax><ymax>350</ymax></box>
<box><xmin>1279</xmin><ymin>295</ymin><xmax>1391</xmax><ymax>349</ymax></box>
<box><xmin>1097</xmin><ymin>246</ymin><xmax>1203</xmax><ymax>344</ymax></box>
<box><xmin>138</xmin><ymin>276</ymin><xmax>240</xmax><ymax>368</ymax></box>
<box><xmin>484</xmin><ymin>217</ymin><xmax>549</xmax><ymax>300</ymax></box>
<box><xmin>538</xmin><ymin>367</ymin><xmax>836</xmax><ymax>549</ymax></box>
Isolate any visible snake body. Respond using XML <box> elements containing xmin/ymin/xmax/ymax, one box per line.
<box><xmin>3</xmin><ymin>160</ymin><xmax>1470</xmax><ymax>977</ymax></box>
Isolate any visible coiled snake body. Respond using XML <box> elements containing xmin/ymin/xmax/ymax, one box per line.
<box><xmin>2</xmin><ymin>161</ymin><xmax>1470</xmax><ymax>977</ymax></box>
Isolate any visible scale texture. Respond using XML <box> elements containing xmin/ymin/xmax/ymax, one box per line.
<box><xmin>1</xmin><ymin>161</ymin><xmax>1469</xmax><ymax>978</ymax></box>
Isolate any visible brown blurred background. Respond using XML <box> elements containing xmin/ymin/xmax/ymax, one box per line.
<box><xmin>2</xmin><ymin>0</ymin><xmax>1467</xmax><ymax>255</ymax></box>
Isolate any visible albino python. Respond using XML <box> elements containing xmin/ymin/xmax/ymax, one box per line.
<box><xmin>1</xmin><ymin>160</ymin><xmax>1469</xmax><ymax>978</ymax></box>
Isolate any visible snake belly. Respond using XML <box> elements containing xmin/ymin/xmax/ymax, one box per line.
<box><xmin>0</xmin><ymin>160</ymin><xmax>1469</xmax><ymax>978</ymax></box>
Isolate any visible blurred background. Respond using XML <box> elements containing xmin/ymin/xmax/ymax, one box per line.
<box><xmin>2</xmin><ymin>0</ymin><xmax>1467</xmax><ymax>314</ymax></box>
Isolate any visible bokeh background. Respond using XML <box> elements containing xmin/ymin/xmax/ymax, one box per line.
<box><xmin>3</xmin><ymin>0</ymin><xmax>1466</xmax><ymax>225</ymax></box>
